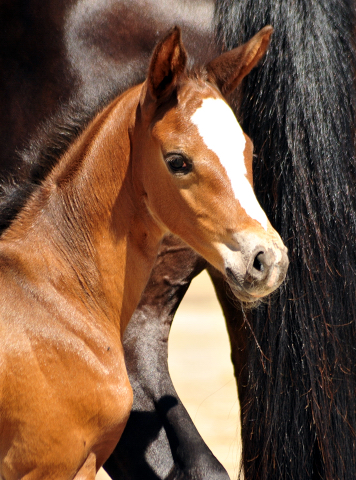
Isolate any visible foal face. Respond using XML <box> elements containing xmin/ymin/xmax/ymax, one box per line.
<box><xmin>138</xmin><ymin>80</ymin><xmax>288</xmax><ymax>302</ymax></box>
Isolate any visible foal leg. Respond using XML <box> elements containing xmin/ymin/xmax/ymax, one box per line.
<box><xmin>104</xmin><ymin>235</ymin><xmax>230</xmax><ymax>480</ymax></box>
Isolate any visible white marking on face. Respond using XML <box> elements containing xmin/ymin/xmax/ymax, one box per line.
<box><xmin>191</xmin><ymin>98</ymin><xmax>268</xmax><ymax>230</ymax></box>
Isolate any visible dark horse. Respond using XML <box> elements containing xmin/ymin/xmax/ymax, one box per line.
<box><xmin>0</xmin><ymin>1</ymin><xmax>355</xmax><ymax>479</ymax></box>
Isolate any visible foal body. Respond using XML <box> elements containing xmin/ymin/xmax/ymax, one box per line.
<box><xmin>0</xmin><ymin>28</ymin><xmax>287</xmax><ymax>479</ymax></box>
<box><xmin>0</xmin><ymin>94</ymin><xmax>139</xmax><ymax>479</ymax></box>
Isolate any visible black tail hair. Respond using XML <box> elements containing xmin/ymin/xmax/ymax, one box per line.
<box><xmin>216</xmin><ymin>1</ymin><xmax>356</xmax><ymax>479</ymax></box>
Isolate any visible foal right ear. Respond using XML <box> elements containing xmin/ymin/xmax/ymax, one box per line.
<box><xmin>145</xmin><ymin>26</ymin><xmax>187</xmax><ymax>103</ymax></box>
<box><xmin>206</xmin><ymin>26</ymin><xmax>273</xmax><ymax>96</ymax></box>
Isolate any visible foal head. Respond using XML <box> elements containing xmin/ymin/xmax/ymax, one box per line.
<box><xmin>132</xmin><ymin>26</ymin><xmax>288</xmax><ymax>303</ymax></box>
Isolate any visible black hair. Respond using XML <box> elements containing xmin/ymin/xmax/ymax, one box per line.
<box><xmin>216</xmin><ymin>1</ymin><xmax>356</xmax><ymax>478</ymax></box>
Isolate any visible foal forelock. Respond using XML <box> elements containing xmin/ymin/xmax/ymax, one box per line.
<box><xmin>190</xmin><ymin>97</ymin><xmax>268</xmax><ymax>230</ymax></box>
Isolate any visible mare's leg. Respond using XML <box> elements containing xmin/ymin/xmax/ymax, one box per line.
<box><xmin>104</xmin><ymin>235</ymin><xmax>230</xmax><ymax>480</ymax></box>
<box><xmin>206</xmin><ymin>266</ymin><xmax>248</xmax><ymax>409</ymax></box>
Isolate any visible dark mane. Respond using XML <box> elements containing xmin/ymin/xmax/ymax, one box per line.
<box><xmin>0</xmin><ymin>90</ymin><xmax>119</xmax><ymax>234</ymax></box>
<box><xmin>216</xmin><ymin>1</ymin><xmax>356</xmax><ymax>479</ymax></box>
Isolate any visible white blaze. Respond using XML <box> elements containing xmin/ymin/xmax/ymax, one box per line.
<box><xmin>191</xmin><ymin>98</ymin><xmax>268</xmax><ymax>230</ymax></box>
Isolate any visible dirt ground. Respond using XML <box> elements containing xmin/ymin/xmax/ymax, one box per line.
<box><xmin>97</xmin><ymin>270</ymin><xmax>242</xmax><ymax>480</ymax></box>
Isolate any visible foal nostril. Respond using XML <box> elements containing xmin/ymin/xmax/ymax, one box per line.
<box><xmin>253</xmin><ymin>252</ymin><xmax>265</xmax><ymax>273</ymax></box>
<box><xmin>246</xmin><ymin>248</ymin><xmax>275</xmax><ymax>283</ymax></box>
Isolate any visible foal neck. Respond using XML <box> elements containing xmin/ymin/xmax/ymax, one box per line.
<box><xmin>1</xmin><ymin>84</ymin><xmax>165</xmax><ymax>333</ymax></box>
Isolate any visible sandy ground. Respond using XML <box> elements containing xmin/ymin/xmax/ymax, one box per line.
<box><xmin>169</xmin><ymin>270</ymin><xmax>242</xmax><ymax>479</ymax></box>
<box><xmin>97</xmin><ymin>270</ymin><xmax>242</xmax><ymax>480</ymax></box>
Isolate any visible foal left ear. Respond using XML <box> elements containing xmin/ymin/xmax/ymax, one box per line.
<box><xmin>146</xmin><ymin>26</ymin><xmax>187</xmax><ymax>101</ymax></box>
<box><xmin>206</xmin><ymin>26</ymin><xmax>273</xmax><ymax>96</ymax></box>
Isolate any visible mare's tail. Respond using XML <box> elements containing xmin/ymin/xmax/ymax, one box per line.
<box><xmin>215</xmin><ymin>1</ymin><xmax>356</xmax><ymax>478</ymax></box>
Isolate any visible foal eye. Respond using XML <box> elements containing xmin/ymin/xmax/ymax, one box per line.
<box><xmin>165</xmin><ymin>154</ymin><xmax>192</xmax><ymax>175</ymax></box>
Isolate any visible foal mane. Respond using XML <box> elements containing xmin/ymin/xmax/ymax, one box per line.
<box><xmin>0</xmin><ymin>62</ymin><xmax>213</xmax><ymax>235</ymax></box>
<box><xmin>0</xmin><ymin>91</ymin><xmax>119</xmax><ymax>234</ymax></box>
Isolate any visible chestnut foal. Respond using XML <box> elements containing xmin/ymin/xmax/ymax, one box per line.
<box><xmin>0</xmin><ymin>27</ymin><xmax>287</xmax><ymax>479</ymax></box>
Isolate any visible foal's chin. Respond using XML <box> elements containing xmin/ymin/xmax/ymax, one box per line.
<box><xmin>226</xmin><ymin>281</ymin><xmax>269</xmax><ymax>309</ymax></box>
<box><xmin>224</xmin><ymin>266</ymin><xmax>285</xmax><ymax>308</ymax></box>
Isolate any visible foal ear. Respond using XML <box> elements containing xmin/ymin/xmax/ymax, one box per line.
<box><xmin>147</xmin><ymin>26</ymin><xmax>187</xmax><ymax>101</ymax></box>
<box><xmin>206</xmin><ymin>26</ymin><xmax>273</xmax><ymax>96</ymax></box>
